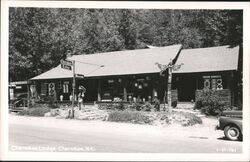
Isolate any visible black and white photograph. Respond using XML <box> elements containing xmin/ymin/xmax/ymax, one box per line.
<box><xmin>1</xmin><ymin>1</ymin><xmax>250</xmax><ymax>161</ymax></box>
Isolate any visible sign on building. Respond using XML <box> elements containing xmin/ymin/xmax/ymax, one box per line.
<box><xmin>75</xmin><ymin>74</ymin><xmax>84</xmax><ymax>79</ymax></box>
<box><xmin>60</xmin><ymin>59</ymin><xmax>73</xmax><ymax>70</ymax></box>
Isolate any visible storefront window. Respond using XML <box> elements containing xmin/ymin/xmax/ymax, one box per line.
<box><xmin>63</xmin><ymin>82</ymin><xmax>69</xmax><ymax>93</ymax></box>
<box><xmin>203</xmin><ymin>75</ymin><xmax>223</xmax><ymax>90</ymax></box>
<box><xmin>48</xmin><ymin>83</ymin><xmax>56</xmax><ymax>96</ymax></box>
<box><xmin>40</xmin><ymin>83</ymin><xmax>47</xmax><ymax>95</ymax></box>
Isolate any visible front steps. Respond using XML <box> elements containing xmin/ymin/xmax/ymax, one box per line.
<box><xmin>176</xmin><ymin>102</ymin><xmax>195</xmax><ymax>109</ymax></box>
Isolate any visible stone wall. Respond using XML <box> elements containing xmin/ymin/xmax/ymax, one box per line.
<box><xmin>195</xmin><ymin>89</ymin><xmax>231</xmax><ymax>106</ymax></box>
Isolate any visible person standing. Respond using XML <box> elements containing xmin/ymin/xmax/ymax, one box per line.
<box><xmin>78</xmin><ymin>86</ymin><xmax>86</xmax><ymax>110</ymax></box>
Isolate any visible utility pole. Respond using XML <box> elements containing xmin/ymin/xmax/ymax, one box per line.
<box><xmin>61</xmin><ymin>51</ymin><xmax>104</xmax><ymax>118</ymax></box>
<box><xmin>71</xmin><ymin>60</ymin><xmax>76</xmax><ymax>119</ymax></box>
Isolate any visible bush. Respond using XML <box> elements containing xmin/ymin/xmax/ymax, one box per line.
<box><xmin>153</xmin><ymin>98</ymin><xmax>160</xmax><ymax>111</ymax></box>
<box><xmin>114</xmin><ymin>101</ymin><xmax>126</xmax><ymax>111</ymax></box>
<box><xmin>195</xmin><ymin>89</ymin><xmax>225</xmax><ymax>116</ymax></box>
<box><xmin>47</xmin><ymin>96</ymin><xmax>60</xmax><ymax>108</ymax></box>
<box><xmin>98</xmin><ymin>102</ymin><xmax>128</xmax><ymax>111</ymax></box>
<box><xmin>107</xmin><ymin>110</ymin><xmax>202</xmax><ymax>126</ymax></box>
<box><xmin>157</xmin><ymin>111</ymin><xmax>202</xmax><ymax>126</ymax></box>
<box><xmin>141</xmin><ymin>102</ymin><xmax>153</xmax><ymax>111</ymax></box>
<box><xmin>19</xmin><ymin>106</ymin><xmax>50</xmax><ymax>116</ymax></box>
<box><xmin>107</xmin><ymin>110</ymin><xmax>151</xmax><ymax>124</ymax></box>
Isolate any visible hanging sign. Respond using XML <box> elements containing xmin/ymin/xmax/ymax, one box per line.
<box><xmin>60</xmin><ymin>59</ymin><xmax>73</xmax><ymax>70</ymax></box>
<box><xmin>75</xmin><ymin>74</ymin><xmax>84</xmax><ymax>79</ymax></box>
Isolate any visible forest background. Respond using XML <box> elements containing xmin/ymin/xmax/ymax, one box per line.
<box><xmin>9</xmin><ymin>8</ymin><xmax>242</xmax><ymax>81</ymax></box>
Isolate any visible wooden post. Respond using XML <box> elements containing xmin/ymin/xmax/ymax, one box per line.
<box><xmin>27</xmin><ymin>81</ymin><xmax>30</xmax><ymax>108</ymax></box>
<box><xmin>97</xmin><ymin>79</ymin><xmax>101</xmax><ymax>101</ymax></box>
<box><xmin>167</xmin><ymin>59</ymin><xmax>173</xmax><ymax>111</ymax></box>
<box><xmin>231</xmin><ymin>71</ymin><xmax>235</xmax><ymax>106</ymax></box>
<box><xmin>152</xmin><ymin>88</ymin><xmax>157</xmax><ymax>98</ymax></box>
<box><xmin>123</xmin><ymin>87</ymin><xmax>127</xmax><ymax>101</ymax></box>
<box><xmin>123</xmin><ymin>77</ymin><xmax>128</xmax><ymax>101</ymax></box>
<box><xmin>71</xmin><ymin>60</ymin><xmax>76</xmax><ymax>119</ymax></box>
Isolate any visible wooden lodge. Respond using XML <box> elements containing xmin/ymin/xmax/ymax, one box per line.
<box><xmin>29</xmin><ymin>44</ymin><xmax>241</xmax><ymax>106</ymax></box>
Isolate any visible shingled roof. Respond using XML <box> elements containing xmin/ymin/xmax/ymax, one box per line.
<box><xmin>173</xmin><ymin>45</ymin><xmax>239</xmax><ymax>73</ymax></box>
<box><xmin>31</xmin><ymin>44</ymin><xmax>182</xmax><ymax>80</ymax></box>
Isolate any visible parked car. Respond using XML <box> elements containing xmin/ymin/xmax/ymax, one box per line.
<box><xmin>9</xmin><ymin>93</ymin><xmax>28</xmax><ymax>112</ymax></box>
<box><xmin>215</xmin><ymin>110</ymin><xmax>242</xmax><ymax>141</ymax></box>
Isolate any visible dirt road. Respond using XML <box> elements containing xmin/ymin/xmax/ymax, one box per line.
<box><xmin>9</xmin><ymin>114</ymin><xmax>242</xmax><ymax>153</ymax></box>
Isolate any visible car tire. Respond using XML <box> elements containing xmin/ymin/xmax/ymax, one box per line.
<box><xmin>224</xmin><ymin>125</ymin><xmax>241</xmax><ymax>141</ymax></box>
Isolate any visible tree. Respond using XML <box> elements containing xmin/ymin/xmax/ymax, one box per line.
<box><xmin>9</xmin><ymin>8</ymin><xmax>243</xmax><ymax>81</ymax></box>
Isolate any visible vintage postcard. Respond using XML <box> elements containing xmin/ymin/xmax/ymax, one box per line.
<box><xmin>1</xmin><ymin>1</ymin><xmax>249</xmax><ymax>161</ymax></box>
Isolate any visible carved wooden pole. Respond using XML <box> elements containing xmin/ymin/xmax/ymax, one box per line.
<box><xmin>167</xmin><ymin>59</ymin><xmax>173</xmax><ymax>111</ymax></box>
<box><xmin>155</xmin><ymin>60</ymin><xmax>183</xmax><ymax>112</ymax></box>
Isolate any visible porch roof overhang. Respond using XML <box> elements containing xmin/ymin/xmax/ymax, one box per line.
<box><xmin>173</xmin><ymin>45</ymin><xmax>239</xmax><ymax>74</ymax></box>
<box><xmin>31</xmin><ymin>44</ymin><xmax>182</xmax><ymax>80</ymax></box>
<box><xmin>9</xmin><ymin>81</ymin><xmax>28</xmax><ymax>85</ymax></box>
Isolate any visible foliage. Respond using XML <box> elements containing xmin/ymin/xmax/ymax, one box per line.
<box><xmin>98</xmin><ymin>102</ymin><xmax>127</xmax><ymax>110</ymax></box>
<box><xmin>195</xmin><ymin>89</ymin><xmax>225</xmax><ymax>116</ymax></box>
<box><xmin>19</xmin><ymin>106</ymin><xmax>50</xmax><ymax>116</ymax></box>
<box><xmin>98</xmin><ymin>103</ymin><xmax>116</xmax><ymax>110</ymax></box>
<box><xmin>9</xmin><ymin>8</ymin><xmax>243</xmax><ymax>81</ymax></box>
<box><xmin>107</xmin><ymin>110</ymin><xmax>151</xmax><ymax>124</ymax></box>
<box><xmin>113</xmin><ymin>100</ymin><xmax>126</xmax><ymax>111</ymax></box>
<box><xmin>141</xmin><ymin>102</ymin><xmax>153</xmax><ymax>111</ymax></box>
<box><xmin>158</xmin><ymin>111</ymin><xmax>202</xmax><ymax>126</ymax></box>
<box><xmin>47</xmin><ymin>96</ymin><xmax>59</xmax><ymax>108</ymax></box>
<box><xmin>175</xmin><ymin>111</ymin><xmax>202</xmax><ymax>126</ymax></box>
<box><xmin>130</xmin><ymin>101</ymin><xmax>142</xmax><ymax>111</ymax></box>
<box><xmin>153</xmin><ymin>97</ymin><xmax>160</xmax><ymax>111</ymax></box>
<box><xmin>107</xmin><ymin>110</ymin><xmax>202</xmax><ymax>126</ymax></box>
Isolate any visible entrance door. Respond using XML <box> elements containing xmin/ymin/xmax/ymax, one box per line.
<box><xmin>178</xmin><ymin>76</ymin><xmax>196</xmax><ymax>102</ymax></box>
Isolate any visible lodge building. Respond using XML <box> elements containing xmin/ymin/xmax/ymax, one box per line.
<box><xmin>29</xmin><ymin>44</ymin><xmax>242</xmax><ymax>106</ymax></box>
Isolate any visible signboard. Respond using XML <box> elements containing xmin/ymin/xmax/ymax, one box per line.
<box><xmin>62</xmin><ymin>59</ymin><xmax>73</xmax><ymax>65</ymax></box>
<box><xmin>16</xmin><ymin>86</ymin><xmax>22</xmax><ymax>89</ymax></box>
<box><xmin>75</xmin><ymin>74</ymin><xmax>84</xmax><ymax>79</ymax></box>
<box><xmin>60</xmin><ymin>59</ymin><xmax>73</xmax><ymax>70</ymax></box>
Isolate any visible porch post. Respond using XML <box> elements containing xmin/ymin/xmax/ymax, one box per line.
<box><xmin>123</xmin><ymin>87</ymin><xmax>127</xmax><ymax>101</ymax></box>
<box><xmin>97</xmin><ymin>79</ymin><xmax>101</xmax><ymax>102</ymax></box>
<box><xmin>123</xmin><ymin>77</ymin><xmax>128</xmax><ymax>101</ymax></box>
<box><xmin>152</xmin><ymin>88</ymin><xmax>158</xmax><ymax>100</ymax></box>
<box><xmin>27</xmin><ymin>81</ymin><xmax>30</xmax><ymax>108</ymax></box>
<box><xmin>231</xmin><ymin>71</ymin><xmax>235</xmax><ymax>106</ymax></box>
<box><xmin>195</xmin><ymin>76</ymin><xmax>198</xmax><ymax>102</ymax></box>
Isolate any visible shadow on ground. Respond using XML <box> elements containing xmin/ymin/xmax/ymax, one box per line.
<box><xmin>217</xmin><ymin>136</ymin><xmax>242</xmax><ymax>142</ymax></box>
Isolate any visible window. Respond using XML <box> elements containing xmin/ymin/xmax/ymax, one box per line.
<box><xmin>57</xmin><ymin>81</ymin><xmax>62</xmax><ymax>90</ymax></box>
<box><xmin>48</xmin><ymin>83</ymin><xmax>55</xmax><ymax>96</ymax></box>
<box><xmin>63</xmin><ymin>82</ymin><xmax>69</xmax><ymax>93</ymax></box>
<box><xmin>40</xmin><ymin>83</ymin><xmax>47</xmax><ymax>95</ymax></box>
<box><xmin>203</xmin><ymin>75</ymin><xmax>223</xmax><ymax>90</ymax></box>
